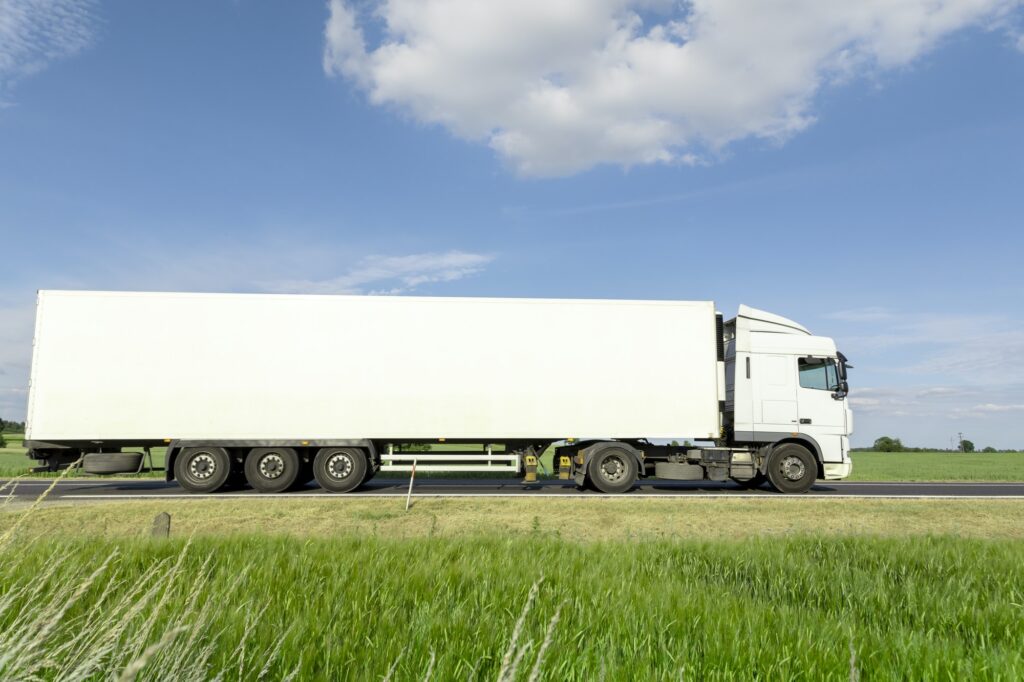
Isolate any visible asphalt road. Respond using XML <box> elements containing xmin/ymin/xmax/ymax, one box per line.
<box><xmin>4</xmin><ymin>478</ymin><xmax>1024</xmax><ymax>500</ymax></box>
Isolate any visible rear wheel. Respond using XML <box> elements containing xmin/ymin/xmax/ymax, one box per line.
<box><xmin>175</xmin><ymin>447</ymin><xmax>232</xmax><ymax>493</ymax></box>
<box><xmin>766</xmin><ymin>444</ymin><xmax>817</xmax><ymax>494</ymax></box>
<box><xmin>360</xmin><ymin>461</ymin><xmax>378</xmax><ymax>486</ymax></box>
<box><xmin>586</xmin><ymin>446</ymin><xmax>638</xmax><ymax>494</ymax></box>
<box><xmin>313</xmin><ymin>447</ymin><xmax>368</xmax><ymax>493</ymax></box>
<box><xmin>244</xmin><ymin>447</ymin><xmax>301</xmax><ymax>493</ymax></box>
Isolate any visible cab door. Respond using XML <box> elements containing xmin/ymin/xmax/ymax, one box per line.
<box><xmin>749</xmin><ymin>353</ymin><xmax>798</xmax><ymax>435</ymax></box>
<box><xmin>796</xmin><ymin>357</ymin><xmax>847</xmax><ymax>462</ymax></box>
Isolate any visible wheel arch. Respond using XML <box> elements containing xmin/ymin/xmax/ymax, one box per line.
<box><xmin>762</xmin><ymin>436</ymin><xmax>824</xmax><ymax>478</ymax></box>
<box><xmin>573</xmin><ymin>441</ymin><xmax>644</xmax><ymax>487</ymax></box>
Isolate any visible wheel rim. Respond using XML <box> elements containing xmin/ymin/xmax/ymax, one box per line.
<box><xmin>599</xmin><ymin>454</ymin><xmax>626</xmax><ymax>482</ymax></box>
<box><xmin>779</xmin><ymin>455</ymin><xmax>806</xmax><ymax>482</ymax></box>
<box><xmin>258</xmin><ymin>453</ymin><xmax>285</xmax><ymax>479</ymax></box>
<box><xmin>189</xmin><ymin>453</ymin><xmax>216</xmax><ymax>480</ymax></box>
<box><xmin>326</xmin><ymin>452</ymin><xmax>354</xmax><ymax>480</ymax></box>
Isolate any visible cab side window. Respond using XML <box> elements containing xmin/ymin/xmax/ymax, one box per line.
<box><xmin>798</xmin><ymin>358</ymin><xmax>839</xmax><ymax>391</ymax></box>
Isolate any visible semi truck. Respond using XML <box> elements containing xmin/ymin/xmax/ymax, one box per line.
<box><xmin>24</xmin><ymin>290</ymin><xmax>853</xmax><ymax>494</ymax></box>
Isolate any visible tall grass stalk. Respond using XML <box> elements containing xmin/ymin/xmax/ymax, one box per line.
<box><xmin>0</xmin><ymin>456</ymin><xmax>81</xmax><ymax>550</ymax></box>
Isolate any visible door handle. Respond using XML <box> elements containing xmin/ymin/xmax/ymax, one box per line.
<box><xmin>799</xmin><ymin>418</ymin><xmax>812</xmax><ymax>424</ymax></box>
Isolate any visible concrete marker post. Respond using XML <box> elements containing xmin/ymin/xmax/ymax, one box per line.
<box><xmin>405</xmin><ymin>459</ymin><xmax>417</xmax><ymax>511</ymax></box>
<box><xmin>151</xmin><ymin>511</ymin><xmax>171</xmax><ymax>539</ymax></box>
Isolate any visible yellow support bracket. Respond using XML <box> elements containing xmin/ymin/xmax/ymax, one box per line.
<box><xmin>558</xmin><ymin>454</ymin><xmax>572</xmax><ymax>480</ymax></box>
<box><xmin>524</xmin><ymin>454</ymin><xmax>539</xmax><ymax>483</ymax></box>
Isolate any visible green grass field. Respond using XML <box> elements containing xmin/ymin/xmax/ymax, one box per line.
<box><xmin>845</xmin><ymin>451</ymin><xmax>1024</xmax><ymax>481</ymax></box>
<box><xmin>4</xmin><ymin>461</ymin><xmax>1024</xmax><ymax>678</ymax></box>
<box><xmin>1</xmin><ymin>527</ymin><xmax>1022</xmax><ymax>679</ymax></box>
<box><xmin>3</xmin><ymin>434</ymin><xmax>1024</xmax><ymax>482</ymax></box>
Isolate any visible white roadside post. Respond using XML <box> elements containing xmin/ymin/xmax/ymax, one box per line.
<box><xmin>405</xmin><ymin>458</ymin><xmax>417</xmax><ymax>511</ymax></box>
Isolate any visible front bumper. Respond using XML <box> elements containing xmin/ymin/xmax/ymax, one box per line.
<box><xmin>823</xmin><ymin>460</ymin><xmax>853</xmax><ymax>480</ymax></box>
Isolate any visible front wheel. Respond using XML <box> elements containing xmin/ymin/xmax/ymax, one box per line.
<box><xmin>313</xmin><ymin>447</ymin><xmax>368</xmax><ymax>493</ymax></box>
<box><xmin>766</xmin><ymin>444</ymin><xmax>817</xmax><ymax>494</ymax></box>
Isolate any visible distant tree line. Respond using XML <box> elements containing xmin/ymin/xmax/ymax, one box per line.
<box><xmin>850</xmin><ymin>436</ymin><xmax>1015</xmax><ymax>453</ymax></box>
<box><xmin>0</xmin><ymin>419</ymin><xmax>26</xmax><ymax>448</ymax></box>
<box><xmin>1</xmin><ymin>419</ymin><xmax>25</xmax><ymax>433</ymax></box>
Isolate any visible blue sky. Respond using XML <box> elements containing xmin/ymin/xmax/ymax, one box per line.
<box><xmin>1</xmin><ymin>0</ymin><xmax>1023</xmax><ymax>448</ymax></box>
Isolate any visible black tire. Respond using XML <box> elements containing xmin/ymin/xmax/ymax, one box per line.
<box><xmin>360</xmin><ymin>461</ymin><xmax>378</xmax><ymax>486</ymax></box>
<box><xmin>765</xmin><ymin>443</ymin><xmax>817</xmax><ymax>494</ymax></box>
<box><xmin>313</xmin><ymin>447</ymin><xmax>368</xmax><ymax>493</ymax></box>
<box><xmin>175</xmin><ymin>446</ymin><xmax>232</xmax><ymax>493</ymax></box>
<box><xmin>732</xmin><ymin>472</ymin><xmax>768</xmax><ymax>489</ymax></box>
<box><xmin>244</xmin><ymin>447</ymin><xmax>301</xmax><ymax>494</ymax></box>
<box><xmin>586</xmin><ymin>446</ymin><xmax>638</xmax><ymax>494</ymax></box>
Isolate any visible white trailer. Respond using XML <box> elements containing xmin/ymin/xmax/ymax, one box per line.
<box><xmin>24</xmin><ymin>290</ymin><xmax>853</xmax><ymax>494</ymax></box>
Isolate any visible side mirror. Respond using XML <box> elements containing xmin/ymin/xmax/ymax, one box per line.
<box><xmin>837</xmin><ymin>352</ymin><xmax>852</xmax><ymax>379</ymax></box>
<box><xmin>832</xmin><ymin>380</ymin><xmax>849</xmax><ymax>400</ymax></box>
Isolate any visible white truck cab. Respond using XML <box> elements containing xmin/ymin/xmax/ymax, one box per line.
<box><xmin>725</xmin><ymin>305</ymin><xmax>854</xmax><ymax>481</ymax></box>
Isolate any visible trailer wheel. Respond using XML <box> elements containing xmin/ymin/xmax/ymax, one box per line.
<box><xmin>765</xmin><ymin>444</ymin><xmax>817</xmax><ymax>494</ymax></box>
<box><xmin>313</xmin><ymin>447</ymin><xmax>367</xmax><ymax>493</ymax></box>
<box><xmin>586</xmin><ymin>446</ymin><xmax>638</xmax><ymax>494</ymax></box>
<box><xmin>175</xmin><ymin>447</ymin><xmax>232</xmax><ymax>493</ymax></box>
<box><xmin>244</xmin><ymin>447</ymin><xmax>301</xmax><ymax>493</ymax></box>
<box><xmin>732</xmin><ymin>473</ymin><xmax>767</xmax><ymax>489</ymax></box>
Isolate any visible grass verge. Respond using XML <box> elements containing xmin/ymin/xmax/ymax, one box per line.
<box><xmin>5</xmin><ymin>497</ymin><xmax>1024</xmax><ymax>540</ymax></box>
<box><xmin>4</xmin><ymin>483</ymin><xmax>1024</xmax><ymax>678</ymax></box>
<box><xmin>1</xmin><ymin>532</ymin><xmax>1022</xmax><ymax>679</ymax></box>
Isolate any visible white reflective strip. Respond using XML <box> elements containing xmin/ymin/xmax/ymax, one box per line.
<box><xmin>381</xmin><ymin>465</ymin><xmax>518</xmax><ymax>472</ymax></box>
<box><xmin>381</xmin><ymin>454</ymin><xmax>518</xmax><ymax>462</ymax></box>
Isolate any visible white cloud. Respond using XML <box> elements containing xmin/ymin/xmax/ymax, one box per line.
<box><xmin>967</xmin><ymin>403</ymin><xmax>1024</xmax><ymax>413</ymax></box>
<box><xmin>0</xmin><ymin>0</ymin><xmax>97</xmax><ymax>101</ymax></box>
<box><xmin>819</xmin><ymin>308</ymin><xmax>1024</xmax><ymax>447</ymax></box>
<box><xmin>848</xmin><ymin>384</ymin><xmax>1024</xmax><ymax>446</ymax></box>
<box><xmin>323</xmin><ymin>0</ymin><xmax>1023</xmax><ymax>176</ymax></box>
<box><xmin>849</xmin><ymin>385</ymin><xmax>986</xmax><ymax>415</ymax></box>
<box><xmin>836</xmin><ymin>311</ymin><xmax>1024</xmax><ymax>383</ymax></box>
<box><xmin>265</xmin><ymin>250</ymin><xmax>493</xmax><ymax>295</ymax></box>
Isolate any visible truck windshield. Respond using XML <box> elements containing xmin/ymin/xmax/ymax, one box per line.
<box><xmin>798</xmin><ymin>358</ymin><xmax>839</xmax><ymax>391</ymax></box>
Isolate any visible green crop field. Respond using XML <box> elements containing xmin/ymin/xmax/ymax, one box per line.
<box><xmin>1</xmin><ymin>508</ymin><xmax>1023</xmax><ymax>679</ymax></box>
<box><xmin>846</xmin><ymin>451</ymin><xmax>1024</xmax><ymax>481</ymax></box>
